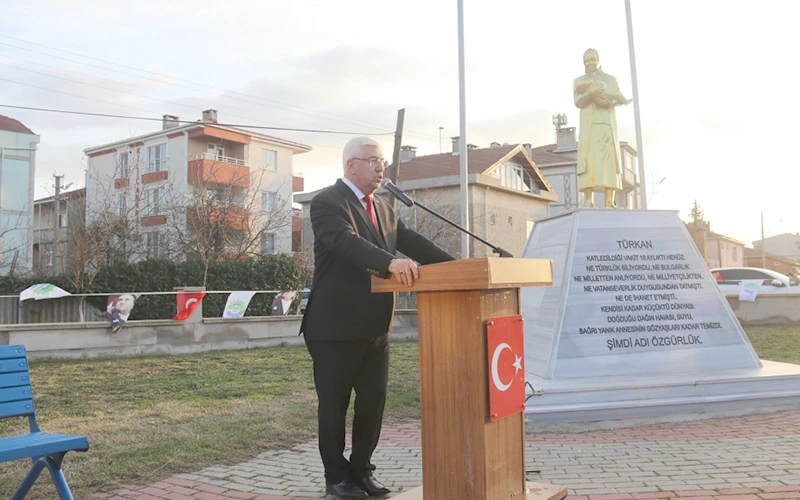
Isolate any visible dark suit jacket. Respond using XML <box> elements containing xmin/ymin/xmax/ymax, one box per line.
<box><xmin>300</xmin><ymin>179</ymin><xmax>455</xmax><ymax>341</ymax></box>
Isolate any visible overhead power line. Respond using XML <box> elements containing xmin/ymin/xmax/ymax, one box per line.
<box><xmin>0</xmin><ymin>104</ymin><xmax>395</xmax><ymax>135</ymax></box>
<box><xmin>0</xmin><ymin>34</ymin><xmax>440</xmax><ymax>142</ymax></box>
<box><xmin>0</xmin><ymin>35</ymin><xmax>392</xmax><ymax>132</ymax></box>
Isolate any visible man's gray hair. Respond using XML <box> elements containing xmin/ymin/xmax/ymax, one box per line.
<box><xmin>342</xmin><ymin>136</ymin><xmax>382</xmax><ymax>168</ymax></box>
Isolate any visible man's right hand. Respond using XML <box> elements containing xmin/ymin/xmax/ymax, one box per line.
<box><xmin>388</xmin><ymin>259</ymin><xmax>419</xmax><ymax>286</ymax></box>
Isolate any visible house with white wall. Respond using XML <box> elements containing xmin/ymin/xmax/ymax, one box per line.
<box><xmin>0</xmin><ymin>114</ymin><xmax>40</xmax><ymax>274</ymax></box>
<box><xmin>84</xmin><ymin>109</ymin><xmax>311</xmax><ymax>261</ymax></box>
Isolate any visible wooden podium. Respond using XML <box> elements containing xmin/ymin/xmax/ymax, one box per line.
<box><xmin>372</xmin><ymin>258</ymin><xmax>567</xmax><ymax>500</ymax></box>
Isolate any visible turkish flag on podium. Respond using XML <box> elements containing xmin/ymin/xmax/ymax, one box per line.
<box><xmin>173</xmin><ymin>292</ymin><xmax>206</xmax><ymax>320</ymax></box>
<box><xmin>486</xmin><ymin>315</ymin><xmax>526</xmax><ymax>422</ymax></box>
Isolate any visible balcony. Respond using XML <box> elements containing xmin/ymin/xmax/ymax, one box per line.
<box><xmin>622</xmin><ymin>167</ymin><xmax>637</xmax><ymax>191</ymax></box>
<box><xmin>185</xmin><ymin>205</ymin><xmax>248</xmax><ymax>232</ymax></box>
<box><xmin>188</xmin><ymin>153</ymin><xmax>250</xmax><ymax>188</ymax></box>
<box><xmin>292</xmin><ymin>175</ymin><xmax>304</xmax><ymax>192</ymax></box>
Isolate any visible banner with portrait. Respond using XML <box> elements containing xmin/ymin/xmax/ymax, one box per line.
<box><xmin>107</xmin><ymin>293</ymin><xmax>139</xmax><ymax>333</ymax></box>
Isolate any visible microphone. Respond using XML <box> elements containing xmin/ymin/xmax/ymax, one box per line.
<box><xmin>380</xmin><ymin>178</ymin><xmax>514</xmax><ymax>258</ymax></box>
<box><xmin>381</xmin><ymin>179</ymin><xmax>414</xmax><ymax>207</ymax></box>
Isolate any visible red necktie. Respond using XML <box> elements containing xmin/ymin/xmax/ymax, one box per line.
<box><xmin>364</xmin><ymin>195</ymin><xmax>379</xmax><ymax>230</ymax></box>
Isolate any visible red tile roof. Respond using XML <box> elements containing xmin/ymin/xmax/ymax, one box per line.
<box><xmin>528</xmin><ymin>144</ymin><xmax>577</xmax><ymax>165</ymax></box>
<box><xmin>0</xmin><ymin>114</ymin><xmax>35</xmax><ymax>135</ymax></box>
<box><xmin>397</xmin><ymin>145</ymin><xmax>519</xmax><ymax>182</ymax></box>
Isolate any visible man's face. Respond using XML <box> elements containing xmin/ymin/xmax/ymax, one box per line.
<box><xmin>584</xmin><ymin>52</ymin><xmax>598</xmax><ymax>73</ymax></box>
<box><xmin>346</xmin><ymin>144</ymin><xmax>385</xmax><ymax>195</ymax></box>
<box><xmin>116</xmin><ymin>294</ymin><xmax>134</xmax><ymax>314</ymax></box>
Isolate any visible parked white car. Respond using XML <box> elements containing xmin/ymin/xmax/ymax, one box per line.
<box><xmin>710</xmin><ymin>267</ymin><xmax>800</xmax><ymax>296</ymax></box>
<box><xmin>299</xmin><ymin>288</ymin><xmax>310</xmax><ymax>313</ymax></box>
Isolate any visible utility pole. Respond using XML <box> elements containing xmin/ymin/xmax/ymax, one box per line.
<box><xmin>625</xmin><ymin>0</ymin><xmax>648</xmax><ymax>210</ymax></box>
<box><xmin>388</xmin><ymin>108</ymin><xmax>406</xmax><ymax>211</ymax></box>
<box><xmin>457</xmin><ymin>0</ymin><xmax>470</xmax><ymax>259</ymax></box>
<box><xmin>53</xmin><ymin>174</ymin><xmax>64</xmax><ymax>275</ymax></box>
<box><xmin>438</xmin><ymin>126</ymin><xmax>444</xmax><ymax>153</ymax></box>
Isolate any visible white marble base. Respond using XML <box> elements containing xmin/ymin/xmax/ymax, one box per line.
<box><xmin>525</xmin><ymin>359</ymin><xmax>800</xmax><ymax>422</ymax></box>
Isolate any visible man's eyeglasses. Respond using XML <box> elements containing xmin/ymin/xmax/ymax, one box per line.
<box><xmin>353</xmin><ymin>157</ymin><xmax>389</xmax><ymax>170</ymax></box>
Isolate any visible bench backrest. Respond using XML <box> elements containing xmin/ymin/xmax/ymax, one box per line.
<box><xmin>0</xmin><ymin>345</ymin><xmax>37</xmax><ymax>430</ymax></box>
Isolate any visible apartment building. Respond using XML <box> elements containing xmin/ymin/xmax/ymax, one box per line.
<box><xmin>752</xmin><ymin>233</ymin><xmax>800</xmax><ymax>262</ymax></box>
<box><xmin>84</xmin><ymin>109</ymin><xmax>311</xmax><ymax>261</ymax></box>
<box><xmin>0</xmin><ymin>114</ymin><xmax>40</xmax><ymax>274</ymax></box>
<box><xmin>32</xmin><ymin>188</ymin><xmax>86</xmax><ymax>275</ymax></box>
<box><xmin>685</xmin><ymin>220</ymin><xmax>745</xmax><ymax>268</ymax></box>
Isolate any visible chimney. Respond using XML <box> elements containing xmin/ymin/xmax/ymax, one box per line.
<box><xmin>202</xmin><ymin>109</ymin><xmax>218</xmax><ymax>124</ymax></box>
<box><xmin>553</xmin><ymin>126</ymin><xmax>577</xmax><ymax>152</ymax></box>
<box><xmin>162</xmin><ymin>114</ymin><xmax>180</xmax><ymax>130</ymax></box>
<box><xmin>522</xmin><ymin>143</ymin><xmax>532</xmax><ymax>157</ymax></box>
<box><xmin>451</xmin><ymin>136</ymin><xmax>460</xmax><ymax>155</ymax></box>
<box><xmin>467</xmin><ymin>144</ymin><xmax>478</xmax><ymax>151</ymax></box>
<box><xmin>400</xmin><ymin>145</ymin><xmax>417</xmax><ymax>162</ymax></box>
<box><xmin>490</xmin><ymin>142</ymin><xmax>501</xmax><ymax>148</ymax></box>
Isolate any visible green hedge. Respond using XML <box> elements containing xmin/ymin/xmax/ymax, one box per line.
<box><xmin>0</xmin><ymin>255</ymin><xmax>303</xmax><ymax>319</ymax></box>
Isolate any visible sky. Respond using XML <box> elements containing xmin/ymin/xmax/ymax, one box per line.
<box><xmin>1</xmin><ymin>0</ymin><xmax>797</xmax><ymax>247</ymax></box>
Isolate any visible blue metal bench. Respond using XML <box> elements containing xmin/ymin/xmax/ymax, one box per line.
<box><xmin>0</xmin><ymin>345</ymin><xmax>89</xmax><ymax>499</ymax></box>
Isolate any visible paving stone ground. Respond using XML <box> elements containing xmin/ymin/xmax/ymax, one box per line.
<box><xmin>96</xmin><ymin>409</ymin><xmax>800</xmax><ymax>500</ymax></box>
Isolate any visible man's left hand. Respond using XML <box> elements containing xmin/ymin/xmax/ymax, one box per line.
<box><xmin>388</xmin><ymin>259</ymin><xmax>419</xmax><ymax>286</ymax></box>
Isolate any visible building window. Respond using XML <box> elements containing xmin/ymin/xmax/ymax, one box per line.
<box><xmin>508</xmin><ymin>216</ymin><xmax>513</xmax><ymax>226</ymax></box>
<box><xmin>144</xmin><ymin>187</ymin><xmax>164</xmax><ymax>216</ymax></box>
<box><xmin>43</xmin><ymin>243</ymin><xmax>54</xmax><ymax>267</ymax></box>
<box><xmin>207</xmin><ymin>143</ymin><xmax>225</xmax><ymax>160</ymax></box>
<box><xmin>146</xmin><ymin>231</ymin><xmax>169</xmax><ymax>259</ymax></box>
<box><xmin>147</xmin><ymin>143</ymin><xmax>167</xmax><ymax>172</ymax></box>
<box><xmin>262</xmin><ymin>149</ymin><xmax>277</xmax><ymax>171</ymax></box>
<box><xmin>498</xmin><ymin>161</ymin><xmax>529</xmax><ymax>193</ymax></box>
<box><xmin>118</xmin><ymin>151</ymin><xmax>129</xmax><ymax>178</ymax></box>
<box><xmin>262</xmin><ymin>233</ymin><xmax>276</xmax><ymax>254</ymax></box>
<box><xmin>775</xmin><ymin>260</ymin><xmax>781</xmax><ymax>267</ymax></box>
<box><xmin>732</xmin><ymin>247</ymin><xmax>737</xmax><ymax>260</ymax></box>
<box><xmin>117</xmin><ymin>193</ymin><xmax>127</xmax><ymax>217</ymax></box>
<box><xmin>526</xmin><ymin>219</ymin><xmax>535</xmax><ymax>238</ymax></box>
<box><xmin>58</xmin><ymin>212</ymin><xmax>67</xmax><ymax>228</ymax></box>
<box><xmin>261</xmin><ymin>191</ymin><xmax>277</xmax><ymax>211</ymax></box>
<box><xmin>489</xmin><ymin>214</ymin><xmax>495</xmax><ymax>225</ymax></box>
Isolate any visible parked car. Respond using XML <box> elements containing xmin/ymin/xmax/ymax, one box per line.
<box><xmin>710</xmin><ymin>267</ymin><xmax>800</xmax><ymax>295</ymax></box>
<box><xmin>299</xmin><ymin>288</ymin><xmax>310</xmax><ymax>313</ymax></box>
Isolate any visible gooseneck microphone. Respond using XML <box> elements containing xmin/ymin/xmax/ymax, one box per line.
<box><xmin>380</xmin><ymin>178</ymin><xmax>514</xmax><ymax>258</ymax></box>
<box><xmin>381</xmin><ymin>178</ymin><xmax>414</xmax><ymax>207</ymax></box>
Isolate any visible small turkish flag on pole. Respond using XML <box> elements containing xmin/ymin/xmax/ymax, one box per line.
<box><xmin>486</xmin><ymin>315</ymin><xmax>526</xmax><ymax>422</ymax></box>
<box><xmin>173</xmin><ymin>292</ymin><xmax>206</xmax><ymax>321</ymax></box>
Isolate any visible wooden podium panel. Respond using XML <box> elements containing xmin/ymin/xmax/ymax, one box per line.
<box><xmin>372</xmin><ymin>258</ymin><xmax>563</xmax><ymax>499</ymax></box>
<box><xmin>417</xmin><ymin>288</ymin><xmax>525</xmax><ymax>499</ymax></box>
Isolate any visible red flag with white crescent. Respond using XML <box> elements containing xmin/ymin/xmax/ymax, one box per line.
<box><xmin>486</xmin><ymin>315</ymin><xmax>526</xmax><ymax>422</ymax></box>
<box><xmin>173</xmin><ymin>292</ymin><xmax>206</xmax><ymax>321</ymax></box>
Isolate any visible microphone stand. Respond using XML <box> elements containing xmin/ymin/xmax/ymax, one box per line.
<box><xmin>411</xmin><ymin>199</ymin><xmax>514</xmax><ymax>258</ymax></box>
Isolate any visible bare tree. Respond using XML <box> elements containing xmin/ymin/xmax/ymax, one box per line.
<box><xmin>0</xmin><ymin>211</ymin><xmax>29</xmax><ymax>275</ymax></box>
<box><xmin>69</xmin><ymin>154</ymin><xmax>146</xmax><ymax>319</ymax></box>
<box><xmin>161</xmin><ymin>159</ymin><xmax>294</xmax><ymax>285</ymax></box>
<box><xmin>390</xmin><ymin>187</ymin><xmax>463</xmax><ymax>259</ymax></box>
<box><xmin>296</xmin><ymin>240</ymin><xmax>315</xmax><ymax>287</ymax></box>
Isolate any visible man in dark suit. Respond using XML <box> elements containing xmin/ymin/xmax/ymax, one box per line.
<box><xmin>301</xmin><ymin>137</ymin><xmax>454</xmax><ymax>499</ymax></box>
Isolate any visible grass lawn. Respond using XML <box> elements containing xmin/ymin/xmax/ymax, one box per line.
<box><xmin>1</xmin><ymin>325</ymin><xmax>798</xmax><ymax>498</ymax></box>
